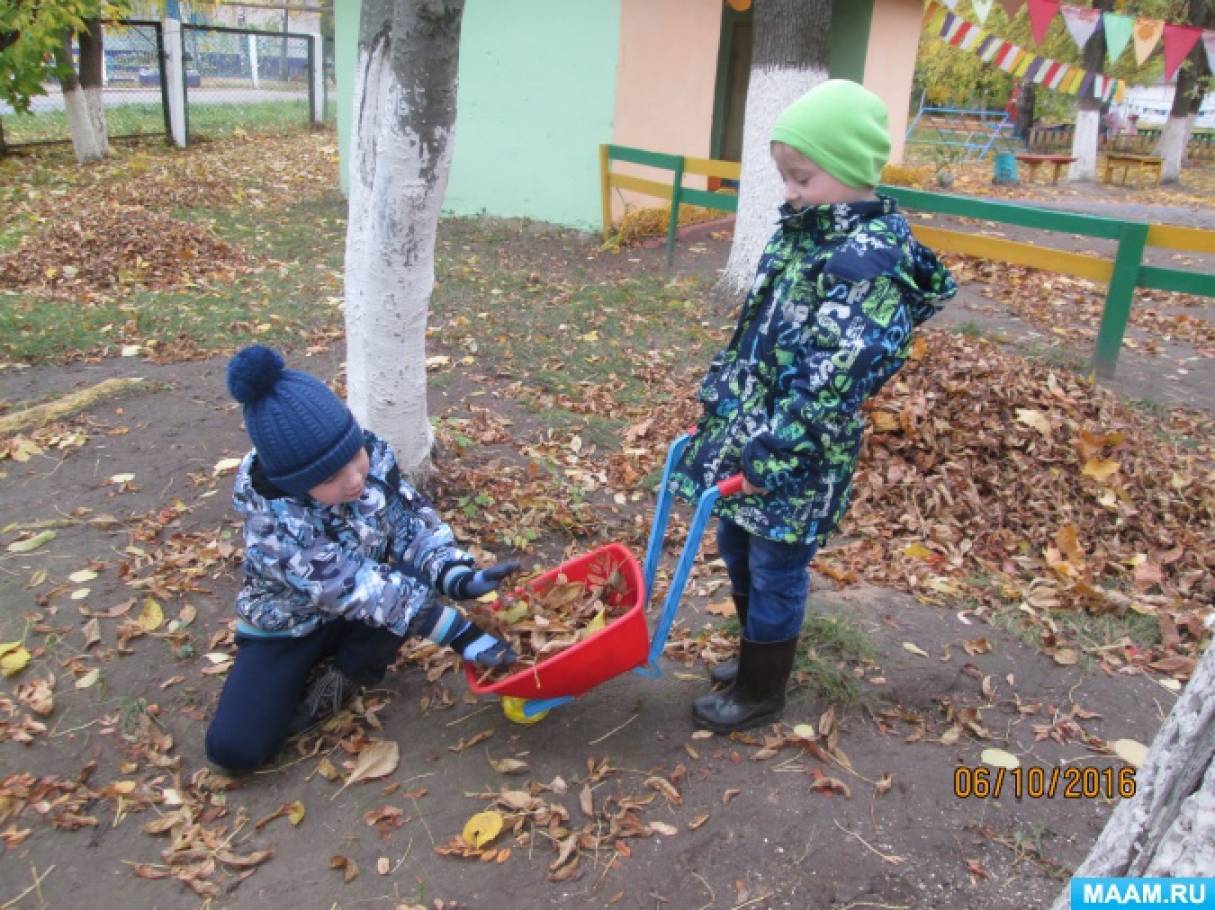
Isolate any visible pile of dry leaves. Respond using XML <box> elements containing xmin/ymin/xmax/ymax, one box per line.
<box><xmin>821</xmin><ymin>331</ymin><xmax>1213</xmax><ymax>674</ymax></box>
<box><xmin>467</xmin><ymin>554</ymin><xmax>634</xmax><ymax>684</ymax></box>
<box><xmin>0</xmin><ymin>206</ymin><xmax>247</xmax><ymax>298</ymax></box>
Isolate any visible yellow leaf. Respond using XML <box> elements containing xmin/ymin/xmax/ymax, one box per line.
<box><xmin>75</xmin><ymin>667</ymin><xmax>100</xmax><ymax>688</ymax></box>
<box><xmin>69</xmin><ymin>569</ymin><xmax>98</xmax><ymax>584</ymax></box>
<box><xmin>1055</xmin><ymin>524</ymin><xmax>1085</xmax><ymax>565</ymax></box>
<box><xmin>0</xmin><ymin>642</ymin><xmax>32</xmax><ymax>677</ymax></box>
<box><xmin>902</xmin><ymin>641</ymin><xmax>930</xmax><ymax>658</ymax></box>
<box><xmin>1082</xmin><ymin>458</ymin><xmax>1120</xmax><ymax>483</ymax></box>
<box><xmin>792</xmin><ymin>723</ymin><xmax>815</xmax><ymax>739</ymax></box>
<box><xmin>582</xmin><ymin>607</ymin><xmax>606</xmax><ymax>639</ymax></box>
<box><xmin>1052</xmin><ymin>648</ymin><xmax>1079</xmax><ymax>666</ymax></box>
<box><xmin>137</xmin><ymin>597</ymin><xmax>164</xmax><ymax>632</ymax></box>
<box><xmin>212</xmin><ymin>457</ymin><xmax>242</xmax><ymax>476</ymax></box>
<box><xmin>287</xmin><ymin>800</ymin><xmax>306</xmax><ymax>825</ymax></box>
<box><xmin>7</xmin><ymin>530</ymin><xmax>55</xmax><ymax>553</ymax></box>
<box><xmin>462</xmin><ymin>810</ymin><xmax>504</xmax><ymax>849</ymax></box>
<box><xmin>109</xmin><ymin>473</ymin><xmax>136</xmax><ymax>485</ymax></box>
<box><xmin>902</xmin><ymin>542</ymin><xmax>934</xmax><ymax>560</ymax></box>
<box><xmin>871</xmin><ymin>411</ymin><xmax>899</xmax><ymax>432</ymax></box>
<box><xmin>980</xmin><ymin>748</ymin><xmax>1021</xmax><ymax>770</ymax></box>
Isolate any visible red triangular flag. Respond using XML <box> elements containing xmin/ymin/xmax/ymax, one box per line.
<box><xmin>1162</xmin><ymin>24</ymin><xmax>1202</xmax><ymax>81</ymax></box>
<box><xmin>999</xmin><ymin>0</ymin><xmax>1025</xmax><ymax>18</ymax></box>
<box><xmin>1027</xmin><ymin>0</ymin><xmax>1060</xmax><ymax>45</ymax></box>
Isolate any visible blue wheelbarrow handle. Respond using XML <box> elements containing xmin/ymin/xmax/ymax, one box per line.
<box><xmin>635</xmin><ymin>434</ymin><xmax>744</xmax><ymax>679</ymax></box>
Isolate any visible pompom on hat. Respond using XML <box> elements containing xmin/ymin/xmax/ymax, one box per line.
<box><xmin>226</xmin><ymin>345</ymin><xmax>364</xmax><ymax>497</ymax></box>
<box><xmin>770</xmin><ymin>79</ymin><xmax>891</xmax><ymax>189</ymax></box>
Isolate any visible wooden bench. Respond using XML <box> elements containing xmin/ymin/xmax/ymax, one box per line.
<box><xmin>1016</xmin><ymin>153</ymin><xmax>1076</xmax><ymax>184</ymax></box>
<box><xmin>1103</xmin><ymin>152</ymin><xmax>1163</xmax><ymax>187</ymax></box>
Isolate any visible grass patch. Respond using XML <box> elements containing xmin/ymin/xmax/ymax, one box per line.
<box><xmin>3</xmin><ymin>99</ymin><xmax>332</xmax><ymax>146</ymax></box>
<box><xmin>1017</xmin><ymin>340</ymin><xmax>1090</xmax><ymax>373</ymax></box>
<box><xmin>989</xmin><ymin>603</ymin><xmax>1161</xmax><ymax>659</ymax></box>
<box><xmin>0</xmin><ymin>191</ymin><xmax>347</xmax><ymax>363</ymax></box>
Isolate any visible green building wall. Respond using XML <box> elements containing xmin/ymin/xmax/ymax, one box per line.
<box><xmin>335</xmin><ymin>0</ymin><xmax>620</xmax><ymax>228</ymax></box>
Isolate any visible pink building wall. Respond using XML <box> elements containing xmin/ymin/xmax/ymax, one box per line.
<box><xmin>864</xmin><ymin>0</ymin><xmax>922</xmax><ymax>165</ymax></box>
<box><xmin>609</xmin><ymin>0</ymin><xmax>722</xmax><ymax>219</ymax></box>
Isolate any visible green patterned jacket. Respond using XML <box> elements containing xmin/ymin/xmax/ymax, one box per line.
<box><xmin>668</xmin><ymin>196</ymin><xmax>957</xmax><ymax>545</ymax></box>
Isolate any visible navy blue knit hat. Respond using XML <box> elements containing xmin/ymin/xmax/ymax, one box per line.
<box><xmin>226</xmin><ymin>345</ymin><xmax>364</xmax><ymax>497</ymax></box>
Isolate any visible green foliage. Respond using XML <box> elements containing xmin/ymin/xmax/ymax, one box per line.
<box><xmin>0</xmin><ymin>1</ymin><xmax>130</xmax><ymax>113</ymax></box>
<box><xmin>914</xmin><ymin>0</ymin><xmax>1180</xmax><ymax>117</ymax></box>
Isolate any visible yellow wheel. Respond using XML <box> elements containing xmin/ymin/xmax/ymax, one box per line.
<box><xmin>502</xmin><ymin>696</ymin><xmax>548</xmax><ymax>725</ymax></box>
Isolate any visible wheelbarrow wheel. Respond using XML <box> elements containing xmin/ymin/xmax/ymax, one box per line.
<box><xmin>502</xmin><ymin>696</ymin><xmax>548</xmax><ymax>725</ymax></box>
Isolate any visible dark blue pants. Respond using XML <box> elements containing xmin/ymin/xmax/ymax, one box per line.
<box><xmin>716</xmin><ymin>519</ymin><xmax>816</xmax><ymax>642</ymax></box>
<box><xmin>205</xmin><ymin>619</ymin><xmax>405</xmax><ymax>772</ymax></box>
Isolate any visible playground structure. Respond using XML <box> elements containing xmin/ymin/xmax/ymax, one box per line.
<box><xmin>904</xmin><ymin>100</ymin><xmax>1018</xmax><ymax>162</ymax></box>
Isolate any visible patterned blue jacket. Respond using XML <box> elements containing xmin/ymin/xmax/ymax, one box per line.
<box><xmin>668</xmin><ymin>196</ymin><xmax>957</xmax><ymax>546</ymax></box>
<box><xmin>231</xmin><ymin>431</ymin><xmax>474</xmax><ymax>638</ymax></box>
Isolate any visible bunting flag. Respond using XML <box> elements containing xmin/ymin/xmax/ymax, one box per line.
<box><xmin>971</xmin><ymin>0</ymin><xmax>994</xmax><ymax>25</ymax></box>
<box><xmin>1162</xmin><ymin>24</ymin><xmax>1202</xmax><ymax>81</ymax></box>
<box><xmin>1204</xmin><ymin>31</ymin><xmax>1215</xmax><ymax>76</ymax></box>
<box><xmin>998</xmin><ymin>0</ymin><xmax>1024</xmax><ymax>19</ymax></box>
<box><xmin>933</xmin><ymin>8</ymin><xmax>1124</xmax><ymax>102</ymax></box>
<box><xmin>1133</xmin><ymin>18</ymin><xmax>1164</xmax><ymax>66</ymax></box>
<box><xmin>1027</xmin><ymin>0</ymin><xmax>1060</xmax><ymax>45</ymax></box>
<box><xmin>1060</xmin><ymin>5</ymin><xmax>1102</xmax><ymax>52</ymax></box>
<box><xmin>1102</xmin><ymin>13</ymin><xmax>1134</xmax><ymax>65</ymax></box>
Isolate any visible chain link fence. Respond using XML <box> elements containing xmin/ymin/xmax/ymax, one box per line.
<box><xmin>181</xmin><ymin>24</ymin><xmax>318</xmax><ymax>142</ymax></box>
<box><xmin>1</xmin><ymin>21</ymin><xmax>168</xmax><ymax>151</ymax></box>
<box><xmin>1</xmin><ymin>20</ymin><xmax>329</xmax><ymax>154</ymax></box>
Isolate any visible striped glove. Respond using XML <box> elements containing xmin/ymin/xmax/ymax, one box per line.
<box><xmin>439</xmin><ymin>561</ymin><xmax>520</xmax><ymax>600</ymax></box>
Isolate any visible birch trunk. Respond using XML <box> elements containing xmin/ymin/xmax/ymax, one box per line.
<box><xmin>1158</xmin><ymin>4</ymin><xmax>1211</xmax><ymax>185</ymax></box>
<box><xmin>715</xmin><ymin>0</ymin><xmax>832</xmax><ymax>300</ymax></box>
<box><xmin>1068</xmin><ymin>0</ymin><xmax>1111</xmax><ymax>182</ymax></box>
<box><xmin>343</xmin><ymin>0</ymin><xmax>464</xmax><ymax>483</ymax></box>
<box><xmin>1049</xmin><ymin>644</ymin><xmax>1215</xmax><ymax>910</ymax></box>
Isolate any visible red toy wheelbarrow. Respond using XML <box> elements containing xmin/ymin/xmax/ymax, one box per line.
<box><xmin>464</xmin><ymin>433</ymin><xmax>742</xmax><ymax>723</ymax></box>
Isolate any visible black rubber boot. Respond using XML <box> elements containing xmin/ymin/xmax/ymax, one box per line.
<box><xmin>692</xmin><ymin>635</ymin><xmax>797</xmax><ymax>733</ymax></box>
<box><xmin>709</xmin><ymin>593</ymin><xmax>749</xmax><ymax>686</ymax></box>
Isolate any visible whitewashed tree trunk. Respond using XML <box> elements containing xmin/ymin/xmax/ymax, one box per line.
<box><xmin>1069</xmin><ymin>107</ymin><xmax>1100</xmax><ymax>180</ymax></box>
<box><xmin>1158</xmin><ymin>5</ymin><xmax>1210</xmax><ymax>185</ymax></box>
<box><xmin>1068</xmin><ymin>0</ymin><xmax>1110</xmax><ymax>182</ymax></box>
<box><xmin>343</xmin><ymin>0</ymin><xmax>464</xmax><ymax>483</ymax></box>
<box><xmin>56</xmin><ymin>22</ymin><xmax>109</xmax><ymax>164</ymax></box>
<box><xmin>1049</xmin><ymin>645</ymin><xmax>1215</xmax><ymax>910</ymax></box>
<box><xmin>716</xmin><ymin>0</ymin><xmax>831</xmax><ymax>300</ymax></box>
<box><xmin>1159</xmin><ymin>114</ymin><xmax>1191</xmax><ymax>183</ymax></box>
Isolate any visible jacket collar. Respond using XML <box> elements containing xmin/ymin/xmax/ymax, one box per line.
<box><xmin>776</xmin><ymin>195</ymin><xmax>896</xmax><ymax>241</ymax></box>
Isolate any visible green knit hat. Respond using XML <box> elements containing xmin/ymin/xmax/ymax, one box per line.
<box><xmin>770</xmin><ymin>80</ymin><xmax>891</xmax><ymax>189</ymax></box>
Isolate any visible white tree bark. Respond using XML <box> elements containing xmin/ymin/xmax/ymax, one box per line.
<box><xmin>715</xmin><ymin>0</ymin><xmax>832</xmax><ymax>300</ymax></box>
<box><xmin>62</xmin><ymin>86</ymin><xmax>108</xmax><ymax>163</ymax></box>
<box><xmin>344</xmin><ymin>0</ymin><xmax>464</xmax><ymax>482</ymax></box>
<box><xmin>1159</xmin><ymin>113</ymin><xmax>1191</xmax><ymax>183</ymax></box>
<box><xmin>1068</xmin><ymin>107</ymin><xmax>1100</xmax><ymax>181</ymax></box>
<box><xmin>1049</xmin><ymin>645</ymin><xmax>1215</xmax><ymax>910</ymax></box>
<box><xmin>718</xmin><ymin>65</ymin><xmax>826</xmax><ymax>297</ymax></box>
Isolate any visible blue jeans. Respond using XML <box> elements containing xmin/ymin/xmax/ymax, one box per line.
<box><xmin>205</xmin><ymin>618</ymin><xmax>404</xmax><ymax>772</ymax></box>
<box><xmin>716</xmin><ymin>519</ymin><xmax>816</xmax><ymax>642</ymax></box>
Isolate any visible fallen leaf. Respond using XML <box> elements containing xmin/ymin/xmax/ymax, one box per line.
<box><xmin>688</xmin><ymin>811</ymin><xmax>710</xmax><ymax>830</ymax></box>
<box><xmin>1052</xmin><ymin>648</ymin><xmax>1079</xmax><ymax>666</ymax></box>
<box><xmin>487</xmin><ymin>756</ymin><xmax>529</xmax><ymax>775</ymax></box>
<box><xmin>287</xmin><ymin>800</ymin><xmax>306</xmax><ymax>825</ymax></box>
<box><xmin>0</xmin><ymin>642</ymin><xmax>32</xmax><ymax>677</ymax></box>
<box><xmin>69</xmin><ymin>569</ymin><xmax>98</xmax><ymax>584</ymax></box>
<box><xmin>1113</xmin><ymin>738</ymin><xmax>1148</xmax><ymax>768</ymax></box>
<box><xmin>212</xmin><ymin>457</ymin><xmax>242</xmax><ymax>476</ymax></box>
<box><xmin>75</xmin><ymin>667</ymin><xmax>100</xmax><ymax>688</ymax></box>
<box><xmin>449</xmin><ymin>729</ymin><xmax>493</xmax><ymax>753</ymax></box>
<box><xmin>109</xmin><ymin>473</ymin><xmax>136</xmax><ymax>485</ymax></box>
<box><xmin>980</xmin><ymin>748</ymin><xmax>1021</xmax><ymax>770</ymax></box>
<box><xmin>902</xmin><ymin>641</ymin><xmax>930</xmax><ymax>658</ymax></box>
<box><xmin>377</xmin><ymin>856</ymin><xmax>390</xmax><ymax>876</ymax></box>
<box><xmin>462</xmin><ymin>810</ymin><xmax>504</xmax><ymax>849</ymax></box>
<box><xmin>649</xmin><ymin>821</ymin><xmax>678</xmax><ymax>836</ymax></box>
<box><xmin>1015</xmin><ymin>408</ymin><xmax>1052</xmax><ymax>437</ymax></box>
<box><xmin>706</xmin><ymin>600</ymin><xmax>735</xmax><ymax>616</ymax></box>
<box><xmin>874</xmin><ymin>773</ymin><xmax>893</xmax><ymax>795</ymax></box>
<box><xmin>334</xmin><ymin>740</ymin><xmax>400</xmax><ymax>796</ymax></box>
<box><xmin>722</xmin><ymin>788</ymin><xmax>741</xmax><ymax>804</ymax></box>
<box><xmin>330</xmin><ymin>854</ymin><xmax>359</xmax><ymax>883</ymax></box>
<box><xmin>6</xmin><ymin>531</ymin><xmax>55</xmax><ymax>553</ymax></box>
<box><xmin>579</xmin><ymin>784</ymin><xmax>594</xmax><ymax>817</ymax></box>
<box><xmin>1081</xmin><ymin>458</ymin><xmax>1120</xmax><ymax>483</ymax></box>
<box><xmin>137</xmin><ymin>597</ymin><xmax>164</xmax><ymax>632</ymax></box>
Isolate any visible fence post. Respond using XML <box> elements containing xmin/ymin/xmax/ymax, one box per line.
<box><xmin>248</xmin><ymin>33</ymin><xmax>260</xmax><ymax>89</ymax></box>
<box><xmin>162</xmin><ymin>18</ymin><xmax>187</xmax><ymax>147</ymax></box>
<box><xmin>599</xmin><ymin>144</ymin><xmax>612</xmax><ymax>241</ymax></box>
<box><xmin>664</xmin><ymin>156</ymin><xmax>685</xmax><ymax>268</ymax></box>
<box><xmin>1092</xmin><ymin>221</ymin><xmax>1148</xmax><ymax>379</ymax></box>
<box><xmin>308</xmin><ymin>32</ymin><xmax>324</xmax><ymax>125</ymax></box>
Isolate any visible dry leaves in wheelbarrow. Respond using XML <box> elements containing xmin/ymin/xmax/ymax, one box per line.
<box><xmin>467</xmin><ymin>560</ymin><xmax>631</xmax><ymax>684</ymax></box>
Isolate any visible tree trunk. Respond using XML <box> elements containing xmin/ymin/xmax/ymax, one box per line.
<box><xmin>343</xmin><ymin>0</ymin><xmax>464</xmax><ymax>483</ymax></box>
<box><xmin>56</xmin><ymin>27</ymin><xmax>108</xmax><ymax>164</ymax></box>
<box><xmin>1016</xmin><ymin>80</ymin><xmax>1035</xmax><ymax>142</ymax></box>
<box><xmin>1159</xmin><ymin>5</ymin><xmax>1212</xmax><ymax>184</ymax></box>
<box><xmin>714</xmin><ymin>0</ymin><xmax>832</xmax><ymax>300</ymax></box>
<box><xmin>78</xmin><ymin>20</ymin><xmax>109</xmax><ymax>158</ymax></box>
<box><xmin>1068</xmin><ymin>0</ymin><xmax>1112</xmax><ymax>181</ymax></box>
<box><xmin>1050</xmin><ymin>644</ymin><xmax>1215</xmax><ymax>910</ymax></box>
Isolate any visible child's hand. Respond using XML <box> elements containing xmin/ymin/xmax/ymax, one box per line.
<box><xmin>450</xmin><ymin>620</ymin><xmax>518</xmax><ymax>668</ymax></box>
<box><xmin>741</xmin><ymin>477</ymin><xmax>767</xmax><ymax>496</ymax></box>
<box><xmin>449</xmin><ymin>561</ymin><xmax>520</xmax><ymax>599</ymax></box>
